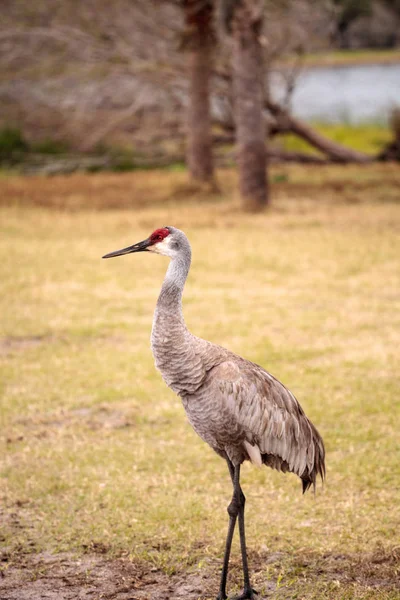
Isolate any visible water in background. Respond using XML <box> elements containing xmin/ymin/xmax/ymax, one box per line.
<box><xmin>271</xmin><ymin>64</ymin><xmax>400</xmax><ymax>124</ymax></box>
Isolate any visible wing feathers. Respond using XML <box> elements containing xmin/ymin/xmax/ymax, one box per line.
<box><xmin>211</xmin><ymin>359</ymin><xmax>325</xmax><ymax>491</ymax></box>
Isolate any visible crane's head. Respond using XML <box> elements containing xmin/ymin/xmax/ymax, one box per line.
<box><xmin>102</xmin><ymin>226</ymin><xmax>187</xmax><ymax>260</ymax></box>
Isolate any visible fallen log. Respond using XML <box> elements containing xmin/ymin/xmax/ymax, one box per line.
<box><xmin>212</xmin><ymin>135</ymin><xmax>327</xmax><ymax>163</ymax></box>
<box><xmin>266</xmin><ymin>148</ymin><xmax>327</xmax><ymax>164</ymax></box>
<box><xmin>17</xmin><ymin>154</ymin><xmax>113</xmax><ymax>175</ymax></box>
<box><xmin>213</xmin><ymin>68</ymin><xmax>374</xmax><ymax>164</ymax></box>
<box><xmin>265</xmin><ymin>100</ymin><xmax>372</xmax><ymax>163</ymax></box>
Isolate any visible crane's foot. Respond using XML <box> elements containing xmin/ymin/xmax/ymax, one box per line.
<box><xmin>231</xmin><ymin>587</ymin><xmax>258</xmax><ymax>600</ymax></box>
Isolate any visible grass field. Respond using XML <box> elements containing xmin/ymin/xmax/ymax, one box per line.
<box><xmin>294</xmin><ymin>48</ymin><xmax>400</xmax><ymax>68</ymax></box>
<box><xmin>1</xmin><ymin>164</ymin><xmax>400</xmax><ymax>599</ymax></box>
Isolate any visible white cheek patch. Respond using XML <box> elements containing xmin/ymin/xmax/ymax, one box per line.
<box><xmin>149</xmin><ymin>238</ymin><xmax>171</xmax><ymax>256</ymax></box>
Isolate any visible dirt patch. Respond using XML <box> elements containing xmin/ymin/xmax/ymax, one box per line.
<box><xmin>0</xmin><ymin>335</ymin><xmax>51</xmax><ymax>356</ymax></box>
<box><xmin>0</xmin><ymin>334</ymin><xmax>130</xmax><ymax>357</ymax></box>
<box><xmin>0</xmin><ymin>552</ymin><xmax>219</xmax><ymax>600</ymax></box>
<box><xmin>286</xmin><ymin>547</ymin><xmax>400</xmax><ymax>590</ymax></box>
<box><xmin>12</xmin><ymin>405</ymin><xmax>135</xmax><ymax>433</ymax></box>
<box><xmin>4</xmin><ymin>404</ymin><xmax>136</xmax><ymax>446</ymax></box>
<box><xmin>0</xmin><ymin>547</ymin><xmax>398</xmax><ymax>600</ymax></box>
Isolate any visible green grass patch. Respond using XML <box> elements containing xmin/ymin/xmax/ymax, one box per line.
<box><xmin>293</xmin><ymin>48</ymin><xmax>400</xmax><ymax>68</ymax></box>
<box><xmin>30</xmin><ymin>139</ymin><xmax>70</xmax><ymax>155</ymax></box>
<box><xmin>281</xmin><ymin>122</ymin><xmax>392</xmax><ymax>156</ymax></box>
<box><xmin>0</xmin><ymin>127</ymin><xmax>29</xmax><ymax>161</ymax></box>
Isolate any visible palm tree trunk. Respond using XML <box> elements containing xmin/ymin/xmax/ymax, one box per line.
<box><xmin>184</xmin><ymin>1</ymin><xmax>214</xmax><ymax>184</ymax></box>
<box><xmin>231</xmin><ymin>1</ymin><xmax>268</xmax><ymax>211</ymax></box>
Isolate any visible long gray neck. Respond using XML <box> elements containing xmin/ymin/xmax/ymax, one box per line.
<box><xmin>151</xmin><ymin>242</ymin><xmax>210</xmax><ymax>395</ymax></box>
<box><xmin>156</xmin><ymin>251</ymin><xmax>191</xmax><ymax>316</ymax></box>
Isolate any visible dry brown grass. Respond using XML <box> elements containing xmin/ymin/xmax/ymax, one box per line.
<box><xmin>0</xmin><ymin>163</ymin><xmax>398</xmax><ymax>213</ymax></box>
<box><xmin>1</xmin><ymin>163</ymin><xmax>399</xmax><ymax>599</ymax></box>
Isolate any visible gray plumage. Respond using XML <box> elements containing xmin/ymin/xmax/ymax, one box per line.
<box><xmin>150</xmin><ymin>227</ymin><xmax>325</xmax><ymax>492</ymax></box>
<box><xmin>103</xmin><ymin>226</ymin><xmax>325</xmax><ymax>599</ymax></box>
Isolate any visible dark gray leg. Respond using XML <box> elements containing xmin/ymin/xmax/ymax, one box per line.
<box><xmin>234</xmin><ymin>480</ymin><xmax>257</xmax><ymax>600</ymax></box>
<box><xmin>217</xmin><ymin>462</ymin><xmax>257</xmax><ymax>600</ymax></box>
<box><xmin>216</xmin><ymin>460</ymin><xmax>237</xmax><ymax>600</ymax></box>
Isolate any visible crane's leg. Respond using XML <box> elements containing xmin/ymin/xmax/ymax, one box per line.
<box><xmin>234</xmin><ymin>465</ymin><xmax>257</xmax><ymax>600</ymax></box>
<box><xmin>217</xmin><ymin>461</ymin><xmax>257</xmax><ymax>600</ymax></box>
<box><xmin>216</xmin><ymin>459</ymin><xmax>237</xmax><ymax>600</ymax></box>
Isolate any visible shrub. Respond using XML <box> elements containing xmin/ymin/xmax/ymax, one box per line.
<box><xmin>0</xmin><ymin>127</ymin><xmax>29</xmax><ymax>160</ymax></box>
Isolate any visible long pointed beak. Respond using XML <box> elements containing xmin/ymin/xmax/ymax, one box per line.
<box><xmin>102</xmin><ymin>238</ymin><xmax>150</xmax><ymax>259</ymax></box>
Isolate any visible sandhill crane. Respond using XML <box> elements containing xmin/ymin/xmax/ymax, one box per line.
<box><xmin>103</xmin><ymin>226</ymin><xmax>325</xmax><ymax>600</ymax></box>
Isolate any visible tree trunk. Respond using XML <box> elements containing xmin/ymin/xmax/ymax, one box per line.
<box><xmin>231</xmin><ymin>1</ymin><xmax>268</xmax><ymax>211</ymax></box>
<box><xmin>184</xmin><ymin>0</ymin><xmax>214</xmax><ymax>185</ymax></box>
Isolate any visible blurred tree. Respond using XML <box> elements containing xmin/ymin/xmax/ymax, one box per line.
<box><xmin>182</xmin><ymin>0</ymin><xmax>215</xmax><ymax>185</ymax></box>
<box><xmin>382</xmin><ymin>0</ymin><xmax>400</xmax><ymax>17</ymax></box>
<box><xmin>222</xmin><ymin>0</ymin><xmax>268</xmax><ymax>211</ymax></box>
<box><xmin>378</xmin><ymin>106</ymin><xmax>400</xmax><ymax>160</ymax></box>
<box><xmin>332</xmin><ymin>0</ymin><xmax>373</xmax><ymax>48</ymax></box>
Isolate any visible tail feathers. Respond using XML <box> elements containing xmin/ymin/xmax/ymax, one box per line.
<box><xmin>260</xmin><ymin>425</ymin><xmax>326</xmax><ymax>495</ymax></box>
<box><xmin>302</xmin><ymin>477</ymin><xmax>313</xmax><ymax>494</ymax></box>
<box><xmin>301</xmin><ymin>434</ymin><xmax>326</xmax><ymax>495</ymax></box>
